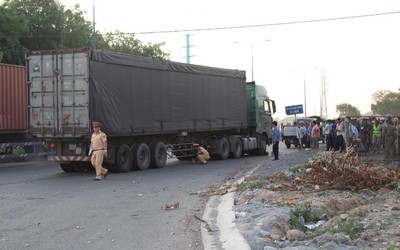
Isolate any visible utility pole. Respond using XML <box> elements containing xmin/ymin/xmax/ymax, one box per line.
<box><xmin>184</xmin><ymin>34</ymin><xmax>195</xmax><ymax>64</ymax></box>
<box><xmin>234</xmin><ymin>40</ymin><xmax>270</xmax><ymax>82</ymax></box>
<box><xmin>92</xmin><ymin>1</ymin><xmax>96</xmax><ymax>49</ymax></box>
<box><xmin>304</xmin><ymin>73</ymin><xmax>307</xmax><ymax>118</ymax></box>
<box><xmin>320</xmin><ymin>69</ymin><xmax>328</xmax><ymax>118</ymax></box>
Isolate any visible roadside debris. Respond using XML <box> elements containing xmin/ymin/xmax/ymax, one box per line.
<box><xmin>162</xmin><ymin>202</ymin><xmax>180</xmax><ymax>210</ymax></box>
<box><xmin>266</xmin><ymin>147</ymin><xmax>400</xmax><ymax>192</ymax></box>
<box><xmin>194</xmin><ymin>214</ymin><xmax>215</xmax><ymax>232</ymax></box>
<box><xmin>233</xmin><ymin>147</ymin><xmax>400</xmax><ymax>250</ymax></box>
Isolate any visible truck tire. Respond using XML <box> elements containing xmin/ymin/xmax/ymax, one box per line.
<box><xmin>256</xmin><ymin>135</ymin><xmax>267</xmax><ymax>155</ymax></box>
<box><xmin>230</xmin><ymin>138</ymin><xmax>243</xmax><ymax>158</ymax></box>
<box><xmin>132</xmin><ymin>143</ymin><xmax>151</xmax><ymax>170</ymax></box>
<box><xmin>60</xmin><ymin>163</ymin><xmax>74</xmax><ymax>172</ymax></box>
<box><xmin>150</xmin><ymin>141</ymin><xmax>167</xmax><ymax>168</ymax></box>
<box><xmin>60</xmin><ymin>162</ymin><xmax>87</xmax><ymax>172</ymax></box>
<box><xmin>73</xmin><ymin>162</ymin><xmax>89</xmax><ymax>172</ymax></box>
<box><xmin>218</xmin><ymin>137</ymin><xmax>230</xmax><ymax>160</ymax></box>
<box><xmin>116</xmin><ymin>144</ymin><xmax>133</xmax><ymax>173</ymax></box>
<box><xmin>285</xmin><ymin>142</ymin><xmax>291</xmax><ymax>149</ymax></box>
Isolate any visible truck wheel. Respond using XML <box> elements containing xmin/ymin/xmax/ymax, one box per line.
<box><xmin>72</xmin><ymin>162</ymin><xmax>88</xmax><ymax>172</ymax></box>
<box><xmin>116</xmin><ymin>144</ymin><xmax>133</xmax><ymax>173</ymax></box>
<box><xmin>60</xmin><ymin>163</ymin><xmax>74</xmax><ymax>172</ymax></box>
<box><xmin>230</xmin><ymin>138</ymin><xmax>243</xmax><ymax>158</ymax></box>
<box><xmin>218</xmin><ymin>138</ymin><xmax>230</xmax><ymax>160</ymax></box>
<box><xmin>132</xmin><ymin>143</ymin><xmax>151</xmax><ymax>170</ymax></box>
<box><xmin>285</xmin><ymin>142</ymin><xmax>291</xmax><ymax>149</ymax></box>
<box><xmin>256</xmin><ymin>136</ymin><xmax>267</xmax><ymax>155</ymax></box>
<box><xmin>150</xmin><ymin>142</ymin><xmax>167</xmax><ymax>168</ymax></box>
<box><xmin>60</xmin><ymin>162</ymin><xmax>89</xmax><ymax>172</ymax></box>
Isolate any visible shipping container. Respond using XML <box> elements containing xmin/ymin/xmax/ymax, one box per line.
<box><xmin>0</xmin><ymin>63</ymin><xmax>27</xmax><ymax>142</ymax></box>
<box><xmin>27</xmin><ymin>48</ymin><xmax>276</xmax><ymax>173</ymax></box>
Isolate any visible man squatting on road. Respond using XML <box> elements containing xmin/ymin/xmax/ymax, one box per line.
<box><xmin>193</xmin><ymin>143</ymin><xmax>210</xmax><ymax>164</ymax></box>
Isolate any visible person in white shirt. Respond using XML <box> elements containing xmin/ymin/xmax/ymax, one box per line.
<box><xmin>334</xmin><ymin>118</ymin><xmax>346</xmax><ymax>153</ymax></box>
<box><xmin>296</xmin><ymin>122</ymin><xmax>304</xmax><ymax>149</ymax></box>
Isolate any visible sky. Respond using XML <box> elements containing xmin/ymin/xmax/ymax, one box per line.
<box><xmin>56</xmin><ymin>0</ymin><xmax>400</xmax><ymax>120</ymax></box>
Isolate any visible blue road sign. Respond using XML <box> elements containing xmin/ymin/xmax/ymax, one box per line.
<box><xmin>285</xmin><ymin>104</ymin><xmax>304</xmax><ymax>115</ymax></box>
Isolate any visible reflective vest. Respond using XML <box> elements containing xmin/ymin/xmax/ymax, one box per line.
<box><xmin>372</xmin><ymin>124</ymin><xmax>382</xmax><ymax>137</ymax></box>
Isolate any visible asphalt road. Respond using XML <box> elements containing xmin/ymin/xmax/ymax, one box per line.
<box><xmin>0</xmin><ymin>155</ymin><xmax>268</xmax><ymax>250</ymax></box>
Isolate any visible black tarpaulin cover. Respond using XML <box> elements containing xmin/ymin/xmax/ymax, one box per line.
<box><xmin>89</xmin><ymin>49</ymin><xmax>247</xmax><ymax>136</ymax></box>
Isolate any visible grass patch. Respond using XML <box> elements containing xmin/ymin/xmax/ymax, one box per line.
<box><xmin>235</xmin><ymin>180</ymin><xmax>264</xmax><ymax>192</ymax></box>
<box><xmin>309</xmin><ymin>218</ymin><xmax>364</xmax><ymax>240</ymax></box>
<box><xmin>288</xmin><ymin>201</ymin><xmax>317</xmax><ymax>230</ymax></box>
<box><xmin>288</xmin><ymin>164</ymin><xmax>305</xmax><ymax>174</ymax></box>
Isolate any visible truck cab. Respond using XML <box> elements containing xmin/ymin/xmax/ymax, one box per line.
<box><xmin>246</xmin><ymin>82</ymin><xmax>276</xmax><ymax>145</ymax></box>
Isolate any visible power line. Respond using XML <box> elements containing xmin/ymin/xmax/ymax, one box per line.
<box><xmin>1</xmin><ymin>10</ymin><xmax>399</xmax><ymax>38</ymax></box>
<box><xmin>132</xmin><ymin>11</ymin><xmax>400</xmax><ymax>35</ymax></box>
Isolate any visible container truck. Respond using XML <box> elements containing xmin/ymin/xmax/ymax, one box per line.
<box><xmin>27</xmin><ymin>48</ymin><xmax>276</xmax><ymax>173</ymax></box>
<box><xmin>0</xmin><ymin>63</ymin><xmax>27</xmax><ymax>142</ymax></box>
<box><xmin>0</xmin><ymin>63</ymin><xmax>48</xmax><ymax>161</ymax></box>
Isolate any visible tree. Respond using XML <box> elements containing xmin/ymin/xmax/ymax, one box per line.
<box><xmin>336</xmin><ymin>103</ymin><xmax>361</xmax><ymax>117</ymax></box>
<box><xmin>0</xmin><ymin>3</ymin><xmax>28</xmax><ymax>64</ymax></box>
<box><xmin>0</xmin><ymin>0</ymin><xmax>169</xmax><ymax>65</ymax></box>
<box><xmin>96</xmin><ymin>30</ymin><xmax>169</xmax><ymax>60</ymax></box>
<box><xmin>61</xmin><ymin>4</ymin><xmax>92</xmax><ymax>48</ymax></box>
<box><xmin>8</xmin><ymin>0</ymin><xmax>65</xmax><ymax>50</ymax></box>
<box><xmin>371</xmin><ymin>90</ymin><xmax>400</xmax><ymax>116</ymax></box>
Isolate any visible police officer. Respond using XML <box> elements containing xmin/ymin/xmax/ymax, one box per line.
<box><xmin>90</xmin><ymin>121</ymin><xmax>108</xmax><ymax>180</ymax></box>
<box><xmin>193</xmin><ymin>144</ymin><xmax>210</xmax><ymax>164</ymax></box>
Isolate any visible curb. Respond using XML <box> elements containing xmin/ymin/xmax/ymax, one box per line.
<box><xmin>201</xmin><ymin>164</ymin><xmax>261</xmax><ymax>250</ymax></box>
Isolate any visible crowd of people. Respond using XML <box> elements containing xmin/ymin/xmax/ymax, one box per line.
<box><xmin>294</xmin><ymin>115</ymin><xmax>400</xmax><ymax>160</ymax></box>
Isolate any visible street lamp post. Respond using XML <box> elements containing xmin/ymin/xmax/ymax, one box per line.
<box><xmin>234</xmin><ymin>40</ymin><xmax>270</xmax><ymax>82</ymax></box>
<box><xmin>304</xmin><ymin>72</ymin><xmax>307</xmax><ymax>118</ymax></box>
<box><xmin>302</xmin><ymin>68</ymin><xmax>320</xmax><ymax>118</ymax></box>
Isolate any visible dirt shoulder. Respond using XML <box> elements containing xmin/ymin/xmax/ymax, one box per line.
<box><xmin>233</xmin><ymin>145</ymin><xmax>400</xmax><ymax>250</ymax></box>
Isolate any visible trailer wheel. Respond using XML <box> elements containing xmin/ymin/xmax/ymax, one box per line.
<box><xmin>218</xmin><ymin>138</ymin><xmax>230</xmax><ymax>160</ymax></box>
<box><xmin>132</xmin><ymin>143</ymin><xmax>151</xmax><ymax>170</ymax></box>
<box><xmin>116</xmin><ymin>144</ymin><xmax>133</xmax><ymax>173</ymax></box>
<box><xmin>230</xmin><ymin>138</ymin><xmax>243</xmax><ymax>158</ymax></box>
<box><xmin>150</xmin><ymin>142</ymin><xmax>167</xmax><ymax>168</ymax></box>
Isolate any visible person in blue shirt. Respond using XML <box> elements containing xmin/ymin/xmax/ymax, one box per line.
<box><xmin>325</xmin><ymin>120</ymin><xmax>334</xmax><ymax>151</ymax></box>
<box><xmin>272</xmin><ymin>121</ymin><xmax>281</xmax><ymax>160</ymax></box>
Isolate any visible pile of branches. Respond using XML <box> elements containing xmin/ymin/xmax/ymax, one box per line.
<box><xmin>294</xmin><ymin>147</ymin><xmax>400</xmax><ymax>191</ymax></box>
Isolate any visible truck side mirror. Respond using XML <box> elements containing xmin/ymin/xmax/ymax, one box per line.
<box><xmin>271</xmin><ymin>100</ymin><xmax>276</xmax><ymax>114</ymax></box>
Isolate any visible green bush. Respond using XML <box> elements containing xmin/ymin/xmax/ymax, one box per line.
<box><xmin>289</xmin><ymin>201</ymin><xmax>317</xmax><ymax>230</ymax></box>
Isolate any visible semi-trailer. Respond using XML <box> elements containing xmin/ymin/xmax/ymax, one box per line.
<box><xmin>0</xmin><ymin>63</ymin><xmax>27</xmax><ymax>142</ymax></box>
<box><xmin>27</xmin><ymin>48</ymin><xmax>276</xmax><ymax>172</ymax></box>
<box><xmin>0</xmin><ymin>63</ymin><xmax>48</xmax><ymax>161</ymax></box>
